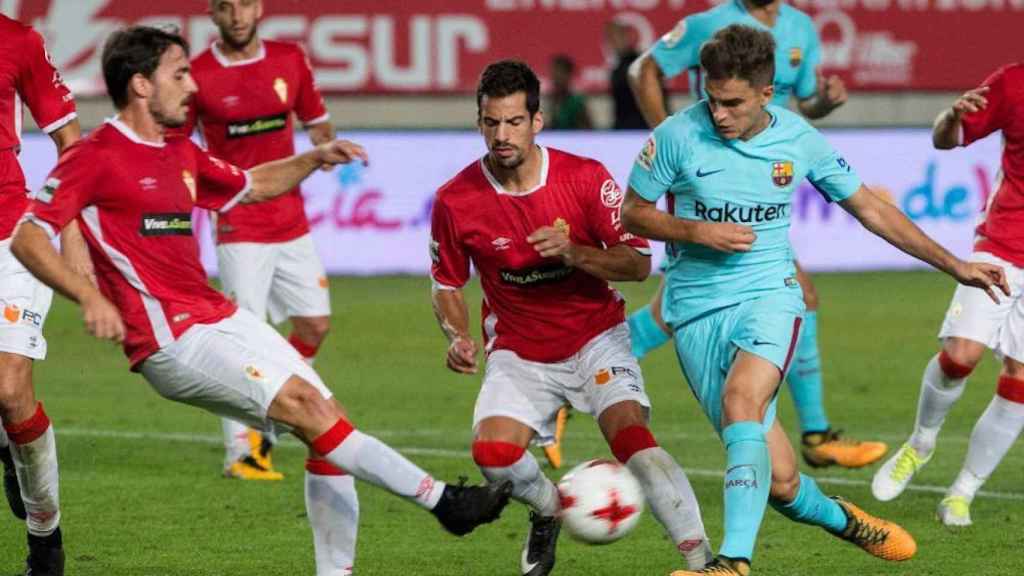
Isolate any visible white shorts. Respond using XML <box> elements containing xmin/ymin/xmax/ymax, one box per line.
<box><xmin>138</xmin><ymin>308</ymin><xmax>333</xmax><ymax>430</ymax></box>
<box><xmin>216</xmin><ymin>234</ymin><xmax>330</xmax><ymax>325</ymax></box>
<box><xmin>473</xmin><ymin>323</ymin><xmax>650</xmax><ymax>444</ymax></box>
<box><xmin>0</xmin><ymin>238</ymin><xmax>52</xmax><ymax>360</ymax></box>
<box><xmin>939</xmin><ymin>251</ymin><xmax>1024</xmax><ymax>362</ymax></box>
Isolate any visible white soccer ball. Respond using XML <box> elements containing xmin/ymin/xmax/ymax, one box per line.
<box><xmin>556</xmin><ymin>459</ymin><xmax>645</xmax><ymax>544</ymax></box>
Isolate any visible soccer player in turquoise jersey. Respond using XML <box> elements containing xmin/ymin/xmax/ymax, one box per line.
<box><xmin>625</xmin><ymin>0</ymin><xmax>888</xmax><ymax>471</ymax></box>
<box><xmin>621</xmin><ymin>25</ymin><xmax>1009</xmax><ymax>575</ymax></box>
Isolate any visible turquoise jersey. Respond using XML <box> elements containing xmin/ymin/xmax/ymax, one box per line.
<box><xmin>627</xmin><ymin>103</ymin><xmax>861</xmax><ymax>327</ymax></box>
<box><xmin>651</xmin><ymin>0</ymin><xmax>821</xmax><ymax>106</ymax></box>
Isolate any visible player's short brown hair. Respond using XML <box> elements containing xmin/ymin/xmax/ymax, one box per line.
<box><xmin>699</xmin><ymin>24</ymin><xmax>775</xmax><ymax>88</ymax></box>
<box><xmin>476</xmin><ymin>60</ymin><xmax>541</xmax><ymax>119</ymax></box>
<box><xmin>102</xmin><ymin>25</ymin><xmax>190</xmax><ymax>109</ymax></box>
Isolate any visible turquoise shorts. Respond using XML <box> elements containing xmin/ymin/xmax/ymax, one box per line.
<box><xmin>671</xmin><ymin>290</ymin><xmax>805</xmax><ymax>435</ymax></box>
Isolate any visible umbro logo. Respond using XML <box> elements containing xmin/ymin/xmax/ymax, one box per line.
<box><xmin>492</xmin><ymin>237</ymin><xmax>512</xmax><ymax>251</ymax></box>
<box><xmin>696</xmin><ymin>167</ymin><xmax>725</xmax><ymax>178</ymax></box>
<box><xmin>138</xmin><ymin>177</ymin><xmax>158</xmax><ymax>190</ymax></box>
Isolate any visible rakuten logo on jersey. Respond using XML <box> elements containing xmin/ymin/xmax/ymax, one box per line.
<box><xmin>694</xmin><ymin>200</ymin><xmax>788</xmax><ymax>223</ymax></box>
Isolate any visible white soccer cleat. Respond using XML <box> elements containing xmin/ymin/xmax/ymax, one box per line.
<box><xmin>871</xmin><ymin>443</ymin><xmax>931</xmax><ymax>502</ymax></box>
<box><xmin>937</xmin><ymin>495</ymin><xmax>973</xmax><ymax>527</ymax></box>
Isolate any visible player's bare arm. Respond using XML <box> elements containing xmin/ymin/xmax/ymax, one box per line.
<box><xmin>527</xmin><ymin>225</ymin><xmax>650</xmax><ymax>281</ymax></box>
<box><xmin>621</xmin><ymin>187</ymin><xmax>756</xmax><ymax>252</ymax></box>
<box><xmin>431</xmin><ymin>287</ymin><xmax>478</xmax><ymax>375</ymax></box>
<box><xmin>627</xmin><ymin>51</ymin><xmax>670</xmax><ymax>128</ymax></box>
<box><xmin>932</xmin><ymin>86</ymin><xmax>990</xmax><ymax>150</ymax></box>
<box><xmin>797</xmin><ymin>69</ymin><xmax>848</xmax><ymax>120</ymax></box>
<box><xmin>244</xmin><ymin>139</ymin><xmax>367</xmax><ymax>203</ymax></box>
<box><xmin>48</xmin><ymin>119</ymin><xmax>97</xmax><ymax>285</ymax></box>
<box><xmin>11</xmin><ymin>221</ymin><xmax>125</xmax><ymax>342</ymax></box>
<box><xmin>307</xmin><ymin>121</ymin><xmax>336</xmax><ymax>146</ymax></box>
<box><xmin>839</xmin><ymin>185</ymin><xmax>1010</xmax><ymax>302</ymax></box>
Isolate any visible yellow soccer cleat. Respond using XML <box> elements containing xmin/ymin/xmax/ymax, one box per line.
<box><xmin>937</xmin><ymin>495</ymin><xmax>973</xmax><ymax>527</ymax></box>
<box><xmin>224</xmin><ymin>456</ymin><xmax>284</xmax><ymax>481</ymax></box>
<box><xmin>832</xmin><ymin>497</ymin><xmax>917</xmax><ymax>561</ymax></box>
<box><xmin>872</xmin><ymin>443</ymin><xmax>931</xmax><ymax>501</ymax></box>
<box><xmin>542</xmin><ymin>406</ymin><xmax>570</xmax><ymax>469</ymax></box>
<box><xmin>801</xmin><ymin>429</ymin><xmax>888</xmax><ymax>469</ymax></box>
<box><xmin>669</xmin><ymin>556</ymin><xmax>750</xmax><ymax>576</ymax></box>
<box><xmin>247</xmin><ymin>429</ymin><xmax>277</xmax><ymax>472</ymax></box>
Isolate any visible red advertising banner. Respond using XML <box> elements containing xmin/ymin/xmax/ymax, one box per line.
<box><xmin>4</xmin><ymin>0</ymin><xmax>1020</xmax><ymax>94</ymax></box>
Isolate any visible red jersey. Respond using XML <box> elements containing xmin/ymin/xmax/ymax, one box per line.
<box><xmin>0</xmin><ymin>14</ymin><xmax>76</xmax><ymax>240</ymax></box>
<box><xmin>185</xmin><ymin>40</ymin><xmax>328</xmax><ymax>244</ymax></box>
<box><xmin>25</xmin><ymin>119</ymin><xmax>249</xmax><ymax>368</ymax></box>
<box><xmin>431</xmin><ymin>147</ymin><xmax>650</xmax><ymax>363</ymax></box>
<box><xmin>963</xmin><ymin>63</ymin><xmax>1024</xmax><ymax>266</ymax></box>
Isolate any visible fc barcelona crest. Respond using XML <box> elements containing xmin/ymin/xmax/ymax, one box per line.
<box><xmin>789</xmin><ymin>47</ymin><xmax>802</xmax><ymax>68</ymax></box>
<box><xmin>771</xmin><ymin>161</ymin><xmax>794</xmax><ymax>187</ymax></box>
<box><xmin>273</xmin><ymin>77</ymin><xmax>288</xmax><ymax>104</ymax></box>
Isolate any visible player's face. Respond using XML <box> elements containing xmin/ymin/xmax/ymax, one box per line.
<box><xmin>148</xmin><ymin>44</ymin><xmax>198</xmax><ymax>128</ymax></box>
<box><xmin>478</xmin><ymin>93</ymin><xmax>543</xmax><ymax>170</ymax></box>
<box><xmin>210</xmin><ymin>0</ymin><xmax>263</xmax><ymax>50</ymax></box>
<box><xmin>704</xmin><ymin>77</ymin><xmax>773</xmax><ymax>141</ymax></box>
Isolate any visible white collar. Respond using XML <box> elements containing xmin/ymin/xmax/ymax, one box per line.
<box><xmin>105</xmin><ymin>116</ymin><xmax>165</xmax><ymax>148</ymax></box>
<box><xmin>211</xmin><ymin>40</ymin><xmax>266</xmax><ymax>68</ymax></box>
<box><xmin>480</xmin><ymin>146</ymin><xmax>549</xmax><ymax>197</ymax></box>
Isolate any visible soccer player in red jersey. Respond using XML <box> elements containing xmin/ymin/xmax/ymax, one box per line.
<box><xmin>11</xmin><ymin>25</ymin><xmax>511</xmax><ymax>572</ymax></box>
<box><xmin>430</xmin><ymin>61</ymin><xmax>711</xmax><ymax>576</ymax></box>
<box><xmin>873</xmin><ymin>63</ymin><xmax>1024</xmax><ymax>526</ymax></box>
<box><xmin>0</xmin><ymin>13</ymin><xmax>82</xmax><ymax>576</ymax></box>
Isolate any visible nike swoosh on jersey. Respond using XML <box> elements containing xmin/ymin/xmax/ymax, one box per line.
<box><xmin>696</xmin><ymin>168</ymin><xmax>725</xmax><ymax>178</ymax></box>
<box><xmin>752</xmin><ymin>339</ymin><xmax>778</xmax><ymax>346</ymax></box>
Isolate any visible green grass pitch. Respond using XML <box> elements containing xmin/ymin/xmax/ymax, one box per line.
<box><xmin>1</xmin><ymin>272</ymin><xmax>1021</xmax><ymax>574</ymax></box>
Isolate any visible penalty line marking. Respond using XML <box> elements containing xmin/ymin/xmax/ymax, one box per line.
<box><xmin>57</xmin><ymin>427</ymin><xmax>1024</xmax><ymax>502</ymax></box>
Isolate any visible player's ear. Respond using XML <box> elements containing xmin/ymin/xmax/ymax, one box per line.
<box><xmin>255</xmin><ymin>0</ymin><xmax>264</xmax><ymax>19</ymax></box>
<box><xmin>129</xmin><ymin>73</ymin><xmax>153</xmax><ymax>102</ymax></box>
<box><xmin>760</xmin><ymin>83</ymin><xmax>774</xmax><ymax>106</ymax></box>
<box><xmin>532</xmin><ymin>110</ymin><xmax>544</xmax><ymax>135</ymax></box>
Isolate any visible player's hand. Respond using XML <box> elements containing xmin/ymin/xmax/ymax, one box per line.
<box><xmin>81</xmin><ymin>291</ymin><xmax>125</xmax><ymax>343</ymax></box>
<box><xmin>953</xmin><ymin>260</ymin><xmax>1011</xmax><ymax>303</ymax></box>
<box><xmin>528</xmin><ymin>226</ymin><xmax>576</xmax><ymax>264</ymax></box>
<box><xmin>446</xmin><ymin>335</ymin><xmax>479</xmax><ymax>375</ymax></box>
<box><xmin>316</xmin><ymin>140</ymin><xmax>369</xmax><ymax>168</ymax></box>
<box><xmin>951</xmin><ymin>86</ymin><xmax>990</xmax><ymax>119</ymax></box>
<box><xmin>692</xmin><ymin>222</ymin><xmax>756</xmax><ymax>253</ymax></box>
<box><xmin>816</xmin><ymin>69</ymin><xmax>848</xmax><ymax>110</ymax></box>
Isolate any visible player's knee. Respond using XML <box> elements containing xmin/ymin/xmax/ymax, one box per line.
<box><xmin>939</xmin><ymin>340</ymin><xmax>982</xmax><ymax>378</ymax></box>
<box><xmin>293</xmin><ymin>317</ymin><xmax>330</xmax><ymax>346</ymax></box>
<box><xmin>471</xmin><ymin>440</ymin><xmax>525</xmax><ymax>470</ymax></box>
<box><xmin>721</xmin><ymin>389</ymin><xmax>765</xmax><ymax>423</ymax></box>
<box><xmin>270</xmin><ymin>376</ymin><xmax>337</xmax><ymax>427</ymax></box>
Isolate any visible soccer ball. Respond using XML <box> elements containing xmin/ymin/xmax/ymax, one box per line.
<box><xmin>556</xmin><ymin>459</ymin><xmax>645</xmax><ymax>544</ymax></box>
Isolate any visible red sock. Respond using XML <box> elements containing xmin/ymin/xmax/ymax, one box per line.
<box><xmin>312</xmin><ymin>418</ymin><xmax>355</xmax><ymax>456</ymax></box>
<box><xmin>3</xmin><ymin>403</ymin><xmax>51</xmax><ymax>445</ymax></box>
<box><xmin>938</xmin><ymin>350</ymin><xmax>973</xmax><ymax>379</ymax></box>
<box><xmin>289</xmin><ymin>333</ymin><xmax>320</xmax><ymax>360</ymax></box>
<box><xmin>306</xmin><ymin>457</ymin><xmax>348</xmax><ymax>476</ymax></box>
<box><xmin>997</xmin><ymin>375</ymin><xmax>1024</xmax><ymax>403</ymax></box>
<box><xmin>610</xmin><ymin>425</ymin><xmax>658</xmax><ymax>464</ymax></box>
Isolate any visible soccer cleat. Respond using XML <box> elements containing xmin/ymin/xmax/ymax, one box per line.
<box><xmin>1</xmin><ymin>445</ymin><xmax>26</xmax><ymax>520</ymax></box>
<box><xmin>871</xmin><ymin>443</ymin><xmax>931</xmax><ymax>501</ymax></box>
<box><xmin>937</xmin><ymin>495</ymin><xmax>973</xmax><ymax>527</ymax></box>
<box><xmin>801</xmin><ymin>429</ymin><xmax>888</xmax><ymax>469</ymax></box>
<box><xmin>431</xmin><ymin>478</ymin><xmax>513</xmax><ymax>536</ymax></box>
<box><xmin>223</xmin><ymin>455</ymin><xmax>284</xmax><ymax>481</ymax></box>
<box><xmin>542</xmin><ymin>407</ymin><xmax>570</xmax><ymax>469</ymax></box>
<box><xmin>247</xmin><ymin>429</ymin><xmax>277</xmax><ymax>473</ymax></box>
<box><xmin>831</xmin><ymin>497</ymin><xmax>916</xmax><ymax>561</ymax></box>
<box><xmin>669</xmin><ymin>555</ymin><xmax>750</xmax><ymax>576</ymax></box>
<box><xmin>521</xmin><ymin>512</ymin><xmax>560</xmax><ymax>576</ymax></box>
<box><xmin>25</xmin><ymin>527</ymin><xmax>64</xmax><ymax>576</ymax></box>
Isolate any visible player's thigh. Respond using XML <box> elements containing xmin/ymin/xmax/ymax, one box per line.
<box><xmin>138</xmin><ymin>310</ymin><xmax>331</xmax><ymax>427</ymax></box>
<box><xmin>672</xmin><ymin>309</ymin><xmax>734</xmax><ymax>435</ymax></box>
<box><xmin>996</xmin><ymin>274</ymin><xmax>1024</xmax><ymax>366</ymax></box>
<box><xmin>474</xmin><ymin>350</ymin><xmax>572</xmax><ymax>446</ymax></box>
<box><xmin>0</xmin><ymin>239</ymin><xmax>53</xmax><ymax>361</ymax></box>
<box><xmin>267</xmin><ymin>234</ymin><xmax>330</xmax><ymax>325</ymax></box>
<box><xmin>216</xmin><ymin>241</ymin><xmax>277</xmax><ymax>320</ymax></box>
<box><xmin>939</xmin><ymin>252</ymin><xmax>1019</xmax><ymax>351</ymax></box>
<box><xmin>573</xmin><ymin>324</ymin><xmax>651</xmax><ymax>436</ymax></box>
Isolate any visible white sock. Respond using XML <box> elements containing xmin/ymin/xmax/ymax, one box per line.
<box><xmin>320</xmin><ymin>428</ymin><xmax>445</xmax><ymax>510</ymax></box>
<box><xmin>5</xmin><ymin>406</ymin><xmax>60</xmax><ymax>536</ymax></box>
<box><xmin>910</xmin><ymin>354</ymin><xmax>967</xmax><ymax>455</ymax></box>
<box><xmin>480</xmin><ymin>450</ymin><xmax>559</xmax><ymax>517</ymax></box>
<box><xmin>306</xmin><ymin>464</ymin><xmax>359</xmax><ymax>576</ymax></box>
<box><xmin>626</xmin><ymin>447</ymin><xmax>712</xmax><ymax>570</ymax></box>
<box><xmin>949</xmin><ymin>394</ymin><xmax>1024</xmax><ymax>501</ymax></box>
<box><xmin>222</xmin><ymin>418</ymin><xmax>250</xmax><ymax>467</ymax></box>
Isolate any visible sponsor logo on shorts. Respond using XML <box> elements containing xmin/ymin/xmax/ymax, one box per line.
<box><xmin>499</xmin><ymin>264</ymin><xmax>573</xmax><ymax>287</ymax></box>
<box><xmin>784</xmin><ymin>276</ymin><xmax>798</xmax><ymax>288</ymax></box>
<box><xmin>318</xmin><ymin>276</ymin><xmax>329</xmax><ymax>289</ymax></box>
<box><xmin>226</xmin><ymin>112</ymin><xmax>288</xmax><ymax>139</ymax></box>
<box><xmin>140</xmin><ymin>213</ymin><xmax>193</xmax><ymax>236</ymax></box>
<box><xmin>595</xmin><ymin>369</ymin><xmax>611</xmax><ymax>385</ymax></box>
<box><xmin>2</xmin><ymin>304</ymin><xmax>42</xmax><ymax>327</ymax></box>
<box><xmin>596</xmin><ymin>366</ymin><xmax>639</xmax><ymax>386</ymax></box>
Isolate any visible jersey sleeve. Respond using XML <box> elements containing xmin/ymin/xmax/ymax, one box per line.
<box><xmin>429</xmin><ymin>195</ymin><xmax>470</xmax><ymax>290</ymax></box>
<box><xmin>650</xmin><ymin>15</ymin><xmax>706</xmax><ymax>80</ymax></box>
<box><xmin>805</xmin><ymin>130</ymin><xmax>862</xmax><ymax>203</ymax></box>
<box><xmin>17</xmin><ymin>28</ymin><xmax>76</xmax><ymax>134</ymax></box>
<box><xmin>961</xmin><ymin>67</ymin><xmax>1009</xmax><ymax>146</ymax></box>
<box><xmin>24</xmin><ymin>142</ymin><xmax>96</xmax><ymax>238</ymax></box>
<box><xmin>794</xmin><ymin>21</ymin><xmax>822</xmax><ymax>101</ymax></box>
<box><xmin>294</xmin><ymin>45</ymin><xmax>329</xmax><ymax>126</ymax></box>
<box><xmin>584</xmin><ymin>163</ymin><xmax>651</xmax><ymax>255</ymax></box>
<box><xmin>627</xmin><ymin>120</ymin><xmax>687</xmax><ymax>202</ymax></box>
<box><xmin>188</xmin><ymin>140</ymin><xmax>252</xmax><ymax>213</ymax></box>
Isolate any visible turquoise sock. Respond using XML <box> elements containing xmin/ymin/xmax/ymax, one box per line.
<box><xmin>627</xmin><ymin>304</ymin><xmax>671</xmax><ymax>360</ymax></box>
<box><xmin>720</xmin><ymin>421</ymin><xmax>771</xmax><ymax>562</ymax></box>
<box><xmin>786</xmin><ymin>311</ymin><xmax>830</xmax><ymax>434</ymax></box>
<box><xmin>770</xmin><ymin>473</ymin><xmax>847</xmax><ymax>533</ymax></box>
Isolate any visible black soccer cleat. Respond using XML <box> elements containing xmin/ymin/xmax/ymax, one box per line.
<box><xmin>1</xmin><ymin>445</ymin><xmax>26</xmax><ymax>520</ymax></box>
<box><xmin>25</xmin><ymin>527</ymin><xmax>64</xmax><ymax>576</ymax></box>
<box><xmin>431</xmin><ymin>478</ymin><xmax>513</xmax><ymax>536</ymax></box>
<box><xmin>520</xmin><ymin>511</ymin><xmax>560</xmax><ymax>576</ymax></box>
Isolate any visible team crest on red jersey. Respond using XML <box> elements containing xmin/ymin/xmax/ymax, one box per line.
<box><xmin>273</xmin><ymin>78</ymin><xmax>288</xmax><ymax>104</ymax></box>
<box><xmin>771</xmin><ymin>161</ymin><xmax>794</xmax><ymax>187</ymax></box>
<box><xmin>182</xmin><ymin>170</ymin><xmax>196</xmax><ymax>201</ymax></box>
<box><xmin>789</xmin><ymin>47</ymin><xmax>802</xmax><ymax>68</ymax></box>
<box><xmin>554</xmin><ymin>218</ymin><xmax>571</xmax><ymax>236</ymax></box>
